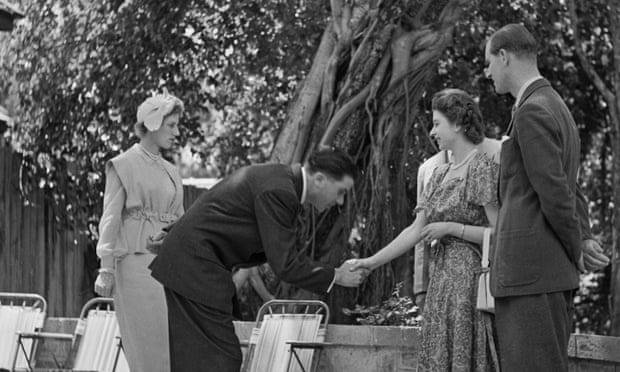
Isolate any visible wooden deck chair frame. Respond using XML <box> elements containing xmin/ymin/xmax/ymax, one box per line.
<box><xmin>240</xmin><ymin>299</ymin><xmax>330</xmax><ymax>372</ymax></box>
<box><xmin>16</xmin><ymin>297</ymin><xmax>128</xmax><ymax>372</ymax></box>
<box><xmin>0</xmin><ymin>292</ymin><xmax>47</xmax><ymax>372</ymax></box>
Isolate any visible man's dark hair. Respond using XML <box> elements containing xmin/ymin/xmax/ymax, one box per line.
<box><xmin>306</xmin><ymin>148</ymin><xmax>357</xmax><ymax>180</ymax></box>
<box><xmin>488</xmin><ymin>23</ymin><xmax>538</xmax><ymax>60</ymax></box>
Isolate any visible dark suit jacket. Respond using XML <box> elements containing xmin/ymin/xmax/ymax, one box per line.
<box><xmin>149</xmin><ymin>163</ymin><xmax>335</xmax><ymax>312</ymax></box>
<box><xmin>491</xmin><ymin>79</ymin><xmax>582</xmax><ymax>297</ymax></box>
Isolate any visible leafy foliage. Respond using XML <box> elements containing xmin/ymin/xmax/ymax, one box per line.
<box><xmin>343</xmin><ymin>282</ymin><xmax>421</xmax><ymax>326</ymax></box>
<box><xmin>0</xmin><ymin>0</ymin><xmax>328</xmax><ymax>238</ymax></box>
<box><xmin>574</xmin><ymin>271</ymin><xmax>611</xmax><ymax>334</ymax></box>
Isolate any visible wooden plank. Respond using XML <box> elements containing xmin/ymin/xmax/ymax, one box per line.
<box><xmin>35</xmin><ymin>193</ymin><xmax>46</xmax><ymax>300</ymax></box>
<box><xmin>71</xmin><ymin>226</ymin><xmax>85</xmax><ymax>317</ymax></box>
<box><xmin>568</xmin><ymin>359</ymin><xmax>616</xmax><ymax>372</ymax></box>
<box><xmin>25</xmin><ymin>195</ymin><xmax>34</xmax><ymax>291</ymax></box>
<box><xmin>0</xmin><ymin>149</ymin><xmax>7</xmax><ymax>289</ymax></box>
<box><xmin>11</xmin><ymin>168</ymin><xmax>19</xmax><ymax>289</ymax></box>
<box><xmin>48</xmin><ymin>205</ymin><xmax>61</xmax><ymax>316</ymax></box>
<box><xmin>570</xmin><ymin>334</ymin><xmax>620</xmax><ymax>363</ymax></box>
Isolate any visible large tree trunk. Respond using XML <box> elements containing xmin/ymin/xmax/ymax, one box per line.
<box><xmin>569</xmin><ymin>0</ymin><xmax>620</xmax><ymax>335</ymax></box>
<box><xmin>611</xmin><ymin>123</ymin><xmax>620</xmax><ymax>336</ymax></box>
<box><xmin>270</xmin><ymin>0</ymin><xmax>473</xmax><ymax>318</ymax></box>
<box><xmin>610</xmin><ymin>0</ymin><xmax>620</xmax><ymax>337</ymax></box>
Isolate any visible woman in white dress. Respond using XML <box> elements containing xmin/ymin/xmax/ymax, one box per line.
<box><xmin>94</xmin><ymin>92</ymin><xmax>184</xmax><ymax>372</ymax></box>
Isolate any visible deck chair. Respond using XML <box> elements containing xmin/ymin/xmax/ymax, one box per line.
<box><xmin>71</xmin><ymin>297</ymin><xmax>129</xmax><ymax>372</ymax></box>
<box><xmin>0</xmin><ymin>292</ymin><xmax>46</xmax><ymax>372</ymax></box>
<box><xmin>241</xmin><ymin>299</ymin><xmax>330</xmax><ymax>372</ymax></box>
<box><xmin>17</xmin><ymin>297</ymin><xmax>129</xmax><ymax>372</ymax></box>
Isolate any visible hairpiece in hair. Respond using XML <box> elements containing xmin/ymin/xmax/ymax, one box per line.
<box><xmin>136</xmin><ymin>90</ymin><xmax>184</xmax><ymax>131</ymax></box>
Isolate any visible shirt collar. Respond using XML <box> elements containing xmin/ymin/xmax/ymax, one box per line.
<box><xmin>300</xmin><ymin>166</ymin><xmax>307</xmax><ymax>204</ymax></box>
<box><xmin>515</xmin><ymin>76</ymin><xmax>543</xmax><ymax>107</ymax></box>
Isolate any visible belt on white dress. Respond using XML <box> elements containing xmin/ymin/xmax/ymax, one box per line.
<box><xmin>126</xmin><ymin>209</ymin><xmax>177</xmax><ymax>223</ymax></box>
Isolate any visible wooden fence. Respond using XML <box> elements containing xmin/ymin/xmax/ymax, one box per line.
<box><xmin>0</xmin><ymin>146</ymin><xmax>208</xmax><ymax>317</ymax></box>
<box><xmin>0</xmin><ymin>146</ymin><xmax>90</xmax><ymax>316</ymax></box>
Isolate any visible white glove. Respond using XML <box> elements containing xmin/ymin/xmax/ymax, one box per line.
<box><xmin>94</xmin><ymin>271</ymin><xmax>115</xmax><ymax>297</ymax></box>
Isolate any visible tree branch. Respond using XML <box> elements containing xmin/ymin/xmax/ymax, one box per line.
<box><xmin>389</xmin><ymin>27</ymin><xmax>431</xmax><ymax>87</ymax></box>
<box><xmin>319</xmin><ymin>52</ymin><xmax>391</xmax><ymax>148</ymax></box>
<box><xmin>609</xmin><ymin>0</ymin><xmax>620</xmax><ymax>126</ymax></box>
<box><xmin>321</xmin><ymin>42</ymin><xmax>344</xmax><ymax>117</ymax></box>
<box><xmin>331</xmin><ymin>0</ymin><xmax>344</xmax><ymax>38</ymax></box>
<box><xmin>413</xmin><ymin>0</ymin><xmax>433</xmax><ymax>28</ymax></box>
<box><xmin>270</xmin><ymin>26</ymin><xmax>337</xmax><ymax>164</ymax></box>
<box><xmin>349</xmin><ymin>15</ymin><xmax>378</xmax><ymax>72</ymax></box>
<box><xmin>322</xmin><ymin>0</ymin><xmax>355</xmax><ymax>116</ymax></box>
<box><xmin>567</xmin><ymin>0</ymin><xmax>615</xmax><ymax>104</ymax></box>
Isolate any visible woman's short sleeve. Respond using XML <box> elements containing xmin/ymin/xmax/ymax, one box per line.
<box><xmin>466</xmin><ymin>154</ymin><xmax>499</xmax><ymax>206</ymax></box>
<box><xmin>414</xmin><ymin>165</ymin><xmax>446</xmax><ymax>214</ymax></box>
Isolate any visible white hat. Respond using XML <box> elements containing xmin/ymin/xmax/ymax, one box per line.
<box><xmin>136</xmin><ymin>91</ymin><xmax>184</xmax><ymax>131</ymax></box>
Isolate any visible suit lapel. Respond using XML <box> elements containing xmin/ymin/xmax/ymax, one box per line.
<box><xmin>499</xmin><ymin>79</ymin><xmax>551</xmax><ymax>203</ymax></box>
<box><xmin>505</xmin><ymin>113</ymin><xmax>516</xmax><ymax>137</ymax></box>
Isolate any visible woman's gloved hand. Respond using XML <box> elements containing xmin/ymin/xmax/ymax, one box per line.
<box><xmin>94</xmin><ymin>270</ymin><xmax>115</xmax><ymax>297</ymax></box>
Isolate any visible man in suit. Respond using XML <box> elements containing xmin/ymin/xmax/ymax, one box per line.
<box><xmin>485</xmin><ymin>24</ymin><xmax>609</xmax><ymax>371</ymax></box>
<box><xmin>149</xmin><ymin>148</ymin><xmax>366</xmax><ymax>372</ymax></box>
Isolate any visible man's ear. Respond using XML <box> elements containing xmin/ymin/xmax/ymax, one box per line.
<box><xmin>499</xmin><ymin>48</ymin><xmax>509</xmax><ymax>65</ymax></box>
<box><xmin>313</xmin><ymin>172</ymin><xmax>326</xmax><ymax>186</ymax></box>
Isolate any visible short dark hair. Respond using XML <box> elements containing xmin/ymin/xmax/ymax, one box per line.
<box><xmin>431</xmin><ymin>88</ymin><xmax>485</xmax><ymax>145</ymax></box>
<box><xmin>306</xmin><ymin>148</ymin><xmax>357</xmax><ymax>180</ymax></box>
<box><xmin>488</xmin><ymin>23</ymin><xmax>538</xmax><ymax>60</ymax></box>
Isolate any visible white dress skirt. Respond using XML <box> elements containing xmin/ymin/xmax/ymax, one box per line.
<box><xmin>114</xmin><ymin>253</ymin><xmax>169</xmax><ymax>372</ymax></box>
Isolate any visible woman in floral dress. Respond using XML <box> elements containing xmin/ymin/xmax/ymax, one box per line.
<box><xmin>352</xmin><ymin>88</ymin><xmax>500</xmax><ymax>371</ymax></box>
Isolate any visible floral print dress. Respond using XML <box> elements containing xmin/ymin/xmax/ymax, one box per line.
<box><xmin>415</xmin><ymin>152</ymin><xmax>499</xmax><ymax>372</ymax></box>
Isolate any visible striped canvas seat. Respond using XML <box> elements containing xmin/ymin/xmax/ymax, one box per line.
<box><xmin>242</xmin><ymin>300</ymin><xmax>330</xmax><ymax>372</ymax></box>
<box><xmin>0</xmin><ymin>292</ymin><xmax>46</xmax><ymax>371</ymax></box>
<box><xmin>72</xmin><ymin>299</ymin><xmax>130</xmax><ymax>372</ymax></box>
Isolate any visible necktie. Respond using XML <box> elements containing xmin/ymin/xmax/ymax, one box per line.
<box><xmin>506</xmin><ymin>104</ymin><xmax>517</xmax><ymax>136</ymax></box>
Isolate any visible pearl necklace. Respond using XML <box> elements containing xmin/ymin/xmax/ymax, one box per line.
<box><xmin>137</xmin><ymin>143</ymin><xmax>163</xmax><ymax>161</ymax></box>
<box><xmin>449</xmin><ymin>148</ymin><xmax>478</xmax><ymax>171</ymax></box>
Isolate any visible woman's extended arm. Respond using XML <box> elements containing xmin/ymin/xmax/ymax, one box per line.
<box><xmin>352</xmin><ymin>211</ymin><xmax>427</xmax><ymax>271</ymax></box>
<box><xmin>419</xmin><ymin>202</ymin><xmax>498</xmax><ymax>246</ymax></box>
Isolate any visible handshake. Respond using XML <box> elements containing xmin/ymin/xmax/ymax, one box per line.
<box><xmin>334</xmin><ymin>258</ymin><xmax>374</xmax><ymax>288</ymax></box>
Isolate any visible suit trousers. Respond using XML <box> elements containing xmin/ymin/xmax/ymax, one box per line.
<box><xmin>164</xmin><ymin>287</ymin><xmax>242</xmax><ymax>372</ymax></box>
<box><xmin>495</xmin><ymin>290</ymin><xmax>574</xmax><ymax>372</ymax></box>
